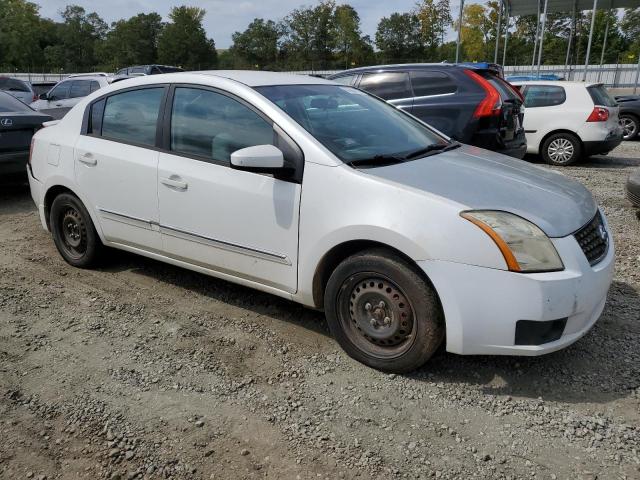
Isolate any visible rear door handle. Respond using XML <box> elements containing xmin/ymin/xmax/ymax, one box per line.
<box><xmin>77</xmin><ymin>152</ymin><xmax>97</xmax><ymax>166</ymax></box>
<box><xmin>161</xmin><ymin>176</ymin><xmax>188</xmax><ymax>191</ymax></box>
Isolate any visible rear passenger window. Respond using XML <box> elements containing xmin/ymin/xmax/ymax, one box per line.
<box><xmin>90</xmin><ymin>81</ymin><xmax>101</xmax><ymax>93</ymax></box>
<box><xmin>170</xmin><ymin>87</ymin><xmax>273</xmax><ymax>164</ymax></box>
<box><xmin>101</xmin><ymin>88</ymin><xmax>163</xmax><ymax>146</ymax></box>
<box><xmin>410</xmin><ymin>71</ymin><xmax>456</xmax><ymax>97</ymax></box>
<box><xmin>358</xmin><ymin>72</ymin><xmax>412</xmax><ymax>100</ymax></box>
<box><xmin>523</xmin><ymin>86</ymin><xmax>566</xmax><ymax>108</ymax></box>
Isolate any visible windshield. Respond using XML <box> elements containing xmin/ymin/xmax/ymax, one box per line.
<box><xmin>254</xmin><ymin>84</ymin><xmax>447</xmax><ymax>164</ymax></box>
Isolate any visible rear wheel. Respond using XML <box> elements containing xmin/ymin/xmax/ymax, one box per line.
<box><xmin>541</xmin><ymin>132</ymin><xmax>582</xmax><ymax>166</ymax></box>
<box><xmin>324</xmin><ymin>249</ymin><xmax>444</xmax><ymax>373</ymax></box>
<box><xmin>50</xmin><ymin>193</ymin><xmax>102</xmax><ymax>268</ymax></box>
<box><xmin>620</xmin><ymin>114</ymin><xmax>639</xmax><ymax>141</ymax></box>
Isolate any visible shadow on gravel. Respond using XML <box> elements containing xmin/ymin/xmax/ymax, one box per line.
<box><xmin>98</xmin><ymin>248</ymin><xmax>330</xmax><ymax>337</ymax></box>
<box><xmin>410</xmin><ymin>280</ymin><xmax>640</xmax><ymax>404</ymax></box>
<box><xmin>0</xmin><ymin>182</ymin><xmax>33</xmax><ymax>216</ymax></box>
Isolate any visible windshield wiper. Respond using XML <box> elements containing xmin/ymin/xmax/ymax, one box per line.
<box><xmin>403</xmin><ymin>141</ymin><xmax>461</xmax><ymax>160</ymax></box>
<box><xmin>347</xmin><ymin>154</ymin><xmax>406</xmax><ymax>168</ymax></box>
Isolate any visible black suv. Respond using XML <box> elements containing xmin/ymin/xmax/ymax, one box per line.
<box><xmin>329</xmin><ymin>64</ymin><xmax>526</xmax><ymax>158</ymax></box>
<box><xmin>115</xmin><ymin>65</ymin><xmax>184</xmax><ymax>76</ymax></box>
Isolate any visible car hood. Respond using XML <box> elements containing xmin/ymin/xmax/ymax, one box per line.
<box><xmin>367</xmin><ymin>145</ymin><xmax>597</xmax><ymax>238</ymax></box>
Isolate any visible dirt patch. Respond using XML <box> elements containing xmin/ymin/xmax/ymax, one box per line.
<box><xmin>1</xmin><ymin>144</ymin><xmax>639</xmax><ymax>479</ymax></box>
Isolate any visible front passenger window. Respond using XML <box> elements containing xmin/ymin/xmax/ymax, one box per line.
<box><xmin>170</xmin><ymin>87</ymin><xmax>273</xmax><ymax>163</ymax></box>
<box><xmin>49</xmin><ymin>82</ymin><xmax>71</xmax><ymax>100</ymax></box>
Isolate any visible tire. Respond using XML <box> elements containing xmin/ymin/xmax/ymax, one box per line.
<box><xmin>620</xmin><ymin>114</ymin><xmax>639</xmax><ymax>141</ymax></box>
<box><xmin>541</xmin><ymin>132</ymin><xmax>582</xmax><ymax>166</ymax></box>
<box><xmin>50</xmin><ymin>193</ymin><xmax>103</xmax><ymax>268</ymax></box>
<box><xmin>324</xmin><ymin>249</ymin><xmax>444</xmax><ymax>373</ymax></box>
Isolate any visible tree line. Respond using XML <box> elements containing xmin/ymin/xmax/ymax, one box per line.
<box><xmin>0</xmin><ymin>0</ymin><xmax>639</xmax><ymax>73</ymax></box>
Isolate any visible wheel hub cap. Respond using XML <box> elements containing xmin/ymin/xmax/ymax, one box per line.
<box><xmin>548</xmin><ymin>138</ymin><xmax>574</xmax><ymax>163</ymax></box>
<box><xmin>349</xmin><ymin>278</ymin><xmax>413</xmax><ymax>347</ymax></box>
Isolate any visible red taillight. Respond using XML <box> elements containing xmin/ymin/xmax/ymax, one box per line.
<box><xmin>464</xmin><ymin>69</ymin><xmax>502</xmax><ymax>118</ymax></box>
<box><xmin>587</xmin><ymin>107</ymin><xmax>609</xmax><ymax>122</ymax></box>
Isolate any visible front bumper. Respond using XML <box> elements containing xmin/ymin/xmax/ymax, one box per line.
<box><xmin>418</xmin><ymin>217</ymin><xmax>615</xmax><ymax>356</ymax></box>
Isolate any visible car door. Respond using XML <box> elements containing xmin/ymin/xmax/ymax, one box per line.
<box><xmin>157</xmin><ymin>85</ymin><xmax>301</xmax><ymax>293</ymax></box>
<box><xmin>74</xmin><ymin>86</ymin><xmax>166</xmax><ymax>251</ymax></box>
<box><xmin>37</xmin><ymin>80</ymin><xmax>74</xmax><ymax>119</ymax></box>
<box><xmin>356</xmin><ymin>72</ymin><xmax>414</xmax><ymax>112</ymax></box>
<box><xmin>409</xmin><ymin>70</ymin><xmax>464</xmax><ymax>138</ymax></box>
<box><xmin>520</xmin><ymin>85</ymin><xmax>567</xmax><ymax>152</ymax></box>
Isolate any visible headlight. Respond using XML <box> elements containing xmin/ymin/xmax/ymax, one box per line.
<box><xmin>461</xmin><ymin>210</ymin><xmax>564</xmax><ymax>272</ymax></box>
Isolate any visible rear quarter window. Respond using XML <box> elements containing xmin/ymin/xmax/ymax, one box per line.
<box><xmin>410</xmin><ymin>71</ymin><xmax>456</xmax><ymax>97</ymax></box>
<box><xmin>587</xmin><ymin>85</ymin><xmax>616</xmax><ymax>107</ymax></box>
<box><xmin>523</xmin><ymin>85</ymin><xmax>566</xmax><ymax>108</ymax></box>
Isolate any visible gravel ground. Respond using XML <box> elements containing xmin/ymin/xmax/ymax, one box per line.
<box><xmin>0</xmin><ymin>143</ymin><xmax>639</xmax><ymax>480</ymax></box>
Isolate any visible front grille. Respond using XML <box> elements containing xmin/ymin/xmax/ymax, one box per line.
<box><xmin>574</xmin><ymin>212</ymin><xmax>608</xmax><ymax>266</ymax></box>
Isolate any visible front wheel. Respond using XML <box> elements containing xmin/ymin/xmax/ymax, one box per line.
<box><xmin>50</xmin><ymin>193</ymin><xmax>103</xmax><ymax>268</ymax></box>
<box><xmin>324</xmin><ymin>249</ymin><xmax>444</xmax><ymax>373</ymax></box>
<box><xmin>541</xmin><ymin>132</ymin><xmax>582</xmax><ymax>166</ymax></box>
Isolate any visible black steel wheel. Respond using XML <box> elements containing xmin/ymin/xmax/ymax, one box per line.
<box><xmin>324</xmin><ymin>249</ymin><xmax>444</xmax><ymax>373</ymax></box>
<box><xmin>50</xmin><ymin>193</ymin><xmax>102</xmax><ymax>268</ymax></box>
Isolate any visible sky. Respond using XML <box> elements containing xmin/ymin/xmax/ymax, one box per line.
<box><xmin>36</xmin><ymin>0</ymin><xmax>468</xmax><ymax>49</ymax></box>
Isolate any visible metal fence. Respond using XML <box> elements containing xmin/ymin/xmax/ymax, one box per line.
<box><xmin>3</xmin><ymin>64</ymin><xmax>639</xmax><ymax>89</ymax></box>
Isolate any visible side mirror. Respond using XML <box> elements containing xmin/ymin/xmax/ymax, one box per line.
<box><xmin>230</xmin><ymin>145</ymin><xmax>287</xmax><ymax>174</ymax></box>
<box><xmin>39</xmin><ymin>93</ymin><xmax>48</xmax><ymax>100</ymax></box>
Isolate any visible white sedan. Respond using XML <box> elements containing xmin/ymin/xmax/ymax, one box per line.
<box><xmin>27</xmin><ymin>72</ymin><xmax>614</xmax><ymax>372</ymax></box>
<box><xmin>512</xmin><ymin>80</ymin><xmax>623</xmax><ymax>166</ymax></box>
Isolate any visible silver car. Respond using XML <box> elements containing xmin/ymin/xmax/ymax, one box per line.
<box><xmin>30</xmin><ymin>75</ymin><xmax>109</xmax><ymax>120</ymax></box>
<box><xmin>0</xmin><ymin>77</ymin><xmax>36</xmax><ymax>105</ymax></box>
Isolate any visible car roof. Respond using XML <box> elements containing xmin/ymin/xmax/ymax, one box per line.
<box><xmin>186</xmin><ymin>70</ymin><xmax>337</xmax><ymax>87</ymax></box>
<box><xmin>330</xmin><ymin>63</ymin><xmax>478</xmax><ymax>76</ymax></box>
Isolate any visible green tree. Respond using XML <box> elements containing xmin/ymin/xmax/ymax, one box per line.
<box><xmin>229</xmin><ymin>18</ymin><xmax>281</xmax><ymax>69</ymax></box>
<box><xmin>333</xmin><ymin>5</ymin><xmax>372</xmax><ymax>68</ymax></box>
<box><xmin>282</xmin><ymin>1</ymin><xmax>336</xmax><ymax>70</ymax></box>
<box><xmin>459</xmin><ymin>3</ymin><xmax>491</xmax><ymax>61</ymax></box>
<box><xmin>51</xmin><ymin>5</ymin><xmax>107</xmax><ymax>71</ymax></box>
<box><xmin>415</xmin><ymin>0</ymin><xmax>450</xmax><ymax>59</ymax></box>
<box><xmin>0</xmin><ymin>0</ymin><xmax>47</xmax><ymax>69</ymax></box>
<box><xmin>99</xmin><ymin>13</ymin><xmax>163</xmax><ymax>70</ymax></box>
<box><xmin>157</xmin><ymin>6</ymin><xmax>217</xmax><ymax>70</ymax></box>
<box><xmin>375</xmin><ymin>13</ymin><xmax>423</xmax><ymax>63</ymax></box>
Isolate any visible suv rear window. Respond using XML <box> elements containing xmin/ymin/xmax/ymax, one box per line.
<box><xmin>358</xmin><ymin>72</ymin><xmax>412</xmax><ymax>101</ymax></box>
<box><xmin>479</xmin><ymin>72</ymin><xmax>520</xmax><ymax>101</ymax></box>
<box><xmin>587</xmin><ymin>85</ymin><xmax>616</xmax><ymax>107</ymax></box>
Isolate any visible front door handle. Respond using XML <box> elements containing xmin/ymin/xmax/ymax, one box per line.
<box><xmin>161</xmin><ymin>176</ymin><xmax>188</xmax><ymax>191</ymax></box>
<box><xmin>77</xmin><ymin>152</ymin><xmax>97</xmax><ymax>166</ymax></box>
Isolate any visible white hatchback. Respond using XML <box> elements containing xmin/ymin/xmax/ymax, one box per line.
<box><xmin>28</xmin><ymin>72</ymin><xmax>614</xmax><ymax>372</ymax></box>
<box><xmin>511</xmin><ymin>81</ymin><xmax>623</xmax><ymax>166</ymax></box>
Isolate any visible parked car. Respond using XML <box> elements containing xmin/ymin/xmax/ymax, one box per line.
<box><xmin>511</xmin><ymin>81</ymin><xmax>623</xmax><ymax>165</ymax></box>
<box><xmin>31</xmin><ymin>81</ymin><xmax>57</xmax><ymax>97</ymax></box>
<box><xmin>328</xmin><ymin>64</ymin><xmax>526</xmax><ymax>158</ymax></box>
<box><xmin>0</xmin><ymin>76</ymin><xmax>37</xmax><ymax>104</ymax></box>
<box><xmin>115</xmin><ymin>65</ymin><xmax>183</xmax><ymax>76</ymax></box>
<box><xmin>506</xmin><ymin>74</ymin><xmax>564</xmax><ymax>82</ymax></box>
<box><xmin>614</xmin><ymin>94</ymin><xmax>640</xmax><ymax>140</ymax></box>
<box><xmin>30</xmin><ymin>75</ymin><xmax>109</xmax><ymax>119</ymax></box>
<box><xmin>28</xmin><ymin>71</ymin><xmax>614</xmax><ymax>373</ymax></box>
<box><xmin>0</xmin><ymin>91</ymin><xmax>52</xmax><ymax>181</ymax></box>
<box><xmin>627</xmin><ymin>169</ymin><xmax>640</xmax><ymax>207</ymax></box>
